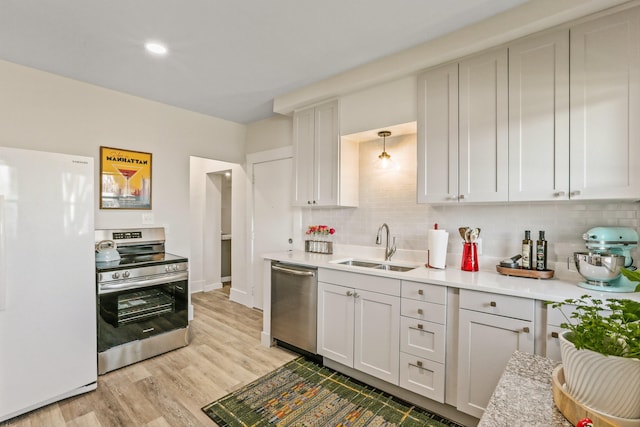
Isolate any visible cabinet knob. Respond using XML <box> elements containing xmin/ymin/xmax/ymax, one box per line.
<box><xmin>417</xmin><ymin>308</ymin><xmax>423</xmax><ymax>315</ymax></box>
<box><xmin>554</xmin><ymin>191</ymin><xmax>566</xmax><ymax>197</ymax></box>
<box><xmin>570</xmin><ymin>190</ymin><xmax>581</xmax><ymax>197</ymax></box>
<box><xmin>551</xmin><ymin>331</ymin><xmax>559</xmax><ymax>339</ymax></box>
<box><xmin>459</xmin><ymin>194</ymin><xmax>465</xmax><ymax>200</ymax></box>
<box><xmin>312</xmin><ymin>200</ymin><xmax>317</xmax><ymax>204</ymax></box>
<box><xmin>346</xmin><ymin>291</ymin><xmax>353</xmax><ymax>297</ymax></box>
<box><xmin>307</xmin><ymin>200</ymin><xmax>312</xmax><ymax>204</ymax></box>
<box><xmin>417</xmin><ymin>324</ymin><xmax>424</xmax><ymax>330</ymax></box>
<box><xmin>417</xmin><ymin>361</ymin><xmax>423</xmax><ymax>368</ymax></box>
<box><xmin>418</xmin><ymin>289</ymin><xmax>424</xmax><ymax>296</ymax></box>
<box><xmin>353</xmin><ymin>292</ymin><xmax>359</xmax><ymax>299</ymax></box>
<box><xmin>489</xmin><ymin>301</ymin><xmax>497</xmax><ymax>307</ymax></box>
<box><xmin>523</xmin><ymin>327</ymin><xmax>530</xmax><ymax>333</ymax></box>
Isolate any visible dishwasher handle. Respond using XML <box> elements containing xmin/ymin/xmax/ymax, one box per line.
<box><xmin>272</xmin><ymin>264</ymin><xmax>316</xmax><ymax>277</ymax></box>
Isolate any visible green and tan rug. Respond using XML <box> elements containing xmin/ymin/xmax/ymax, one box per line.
<box><xmin>202</xmin><ymin>357</ymin><xmax>463</xmax><ymax>427</ymax></box>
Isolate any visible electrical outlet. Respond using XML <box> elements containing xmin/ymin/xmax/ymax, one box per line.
<box><xmin>142</xmin><ymin>213</ymin><xmax>154</xmax><ymax>224</ymax></box>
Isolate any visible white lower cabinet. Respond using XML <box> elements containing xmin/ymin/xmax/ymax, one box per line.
<box><xmin>456</xmin><ymin>289</ymin><xmax>534</xmax><ymax>418</ymax></box>
<box><xmin>317</xmin><ymin>270</ymin><xmax>400</xmax><ymax>385</ymax></box>
<box><xmin>399</xmin><ymin>281</ymin><xmax>447</xmax><ymax>403</ymax></box>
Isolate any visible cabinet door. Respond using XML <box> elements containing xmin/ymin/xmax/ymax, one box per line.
<box><xmin>292</xmin><ymin>107</ymin><xmax>315</xmax><ymax>206</ymax></box>
<box><xmin>459</xmin><ymin>48</ymin><xmax>509</xmax><ymax>202</ymax></box>
<box><xmin>546</xmin><ymin>325</ymin><xmax>564</xmax><ymax>362</ymax></box>
<box><xmin>457</xmin><ymin>309</ymin><xmax>534</xmax><ymax>418</ymax></box>
<box><xmin>509</xmin><ymin>30</ymin><xmax>570</xmax><ymax>201</ymax></box>
<box><xmin>570</xmin><ymin>7</ymin><xmax>640</xmax><ymax>200</ymax></box>
<box><xmin>417</xmin><ymin>63</ymin><xmax>459</xmax><ymax>204</ymax></box>
<box><xmin>314</xmin><ymin>101</ymin><xmax>340</xmax><ymax>206</ymax></box>
<box><xmin>353</xmin><ymin>289</ymin><xmax>400</xmax><ymax>385</ymax></box>
<box><xmin>317</xmin><ymin>282</ymin><xmax>354</xmax><ymax>367</ymax></box>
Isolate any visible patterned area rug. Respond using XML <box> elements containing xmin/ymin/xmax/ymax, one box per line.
<box><xmin>202</xmin><ymin>357</ymin><xmax>463</xmax><ymax>427</ymax></box>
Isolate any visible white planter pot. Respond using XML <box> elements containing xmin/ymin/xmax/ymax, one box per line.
<box><xmin>560</xmin><ymin>331</ymin><xmax>640</xmax><ymax>419</ymax></box>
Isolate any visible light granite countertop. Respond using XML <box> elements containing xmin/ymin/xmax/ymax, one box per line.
<box><xmin>478</xmin><ymin>351</ymin><xmax>571</xmax><ymax>427</ymax></box>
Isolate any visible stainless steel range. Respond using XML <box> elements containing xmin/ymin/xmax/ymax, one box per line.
<box><xmin>95</xmin><ymin>227</ymin><xmax>189</xmax><ymax>375</ymax></box>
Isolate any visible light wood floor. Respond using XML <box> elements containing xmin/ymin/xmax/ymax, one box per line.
<box><xmin>2</xmin><ymin>290</ymin><xmax>297</xmax><ymax>427</ymax></box>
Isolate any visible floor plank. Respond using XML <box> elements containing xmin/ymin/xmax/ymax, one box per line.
<box><xmin>1</xmin><ymin>290</ymin><xmax>297</xmax><ymax>426</ymax></box>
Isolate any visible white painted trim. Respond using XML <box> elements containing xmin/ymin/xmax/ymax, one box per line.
<box><xmin>245</xmin><ymin>146</ymin><xmax>294</xmax><ymax>309</ymax></box>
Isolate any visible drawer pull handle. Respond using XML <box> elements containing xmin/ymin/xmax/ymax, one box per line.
<box><xmin>490</xmin><ymin>301</ymin><xmax>497</xmax><ymax>307</ymax></box>
<box><xmin>417</xmin><ymin>361</ymin><xmax>423</xmax><ymax>368</ymax></box>
<box><xmin>551</xmin><ymin>331</ymin><xmax>559</xmax><ymax>338</ymax></box>
<box><xmin>418</xmin><ymin>289</ymin><xmax>424</xmax><ymax>295</ymax></box>
<box><xmin>417</xmin><ymin>308</ymin><xmax>424</xmax><ymax>315</ymax></box>
<box><xmin>417</xmin><ymin>324</ymin><xmax>424</xmax><ymax>330</ymax></box>
<box><xmin>522</xmin><ymin>327</ymin><xmax>530</xmax><ymax>333</ymax></box>
<box><xmin>143</xmin><ymin>327</ymin><xmax>155</xmax><ymax>333</ymax></box>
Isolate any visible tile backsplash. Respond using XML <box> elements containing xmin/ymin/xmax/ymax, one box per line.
<box><xmin>302</xmin><ymin>133</ymin><xmax>640</xmax><ymax>270</ymax></box>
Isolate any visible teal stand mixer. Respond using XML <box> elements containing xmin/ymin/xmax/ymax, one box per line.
<box><xmin>574</xmin><ymin>226</ymin><xmax>639</xmax><ymax>293</ymax></box>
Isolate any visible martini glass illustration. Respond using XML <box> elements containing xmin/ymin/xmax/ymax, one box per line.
<box><xmin>115</xmin><ymin>165</ymin><xmax>143</xmax><ymax>198</ymax></box>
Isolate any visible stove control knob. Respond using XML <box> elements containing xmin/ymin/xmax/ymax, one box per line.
<box><xmin>112</xmin><ymin>272</ymin><xmax>120</xmax><ymax>279</ymax></box>
<box><xmin>122</xmin><ymin>271</ymin><xmax>130</xmax><ymax>278</ymax></box>
<box><xmin>171</xmin><ymin>264</ymin><xmax>178</xmax><ymax>272</ymax></box>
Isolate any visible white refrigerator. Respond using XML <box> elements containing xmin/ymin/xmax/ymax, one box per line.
<box><xmin>0</xmin><ymin>147</ymin><xmax>97</xmax><ymax>422</ymax></box>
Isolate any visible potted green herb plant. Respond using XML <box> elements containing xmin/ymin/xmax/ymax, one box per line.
<box><xmin>547</xmin><ymin>295</ymin><xmax>640</xmax><ymax>419</ymax></box>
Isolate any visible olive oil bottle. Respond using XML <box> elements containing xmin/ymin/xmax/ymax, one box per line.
<box><xmin>536</xmin><ymin>230</ymin><xmax>548</xmax><ymax>271</ymax></box>
<box><xmin>522</xmin><ymin>230</ymin><xmax>533</xmax><ymax>269</ymax></box>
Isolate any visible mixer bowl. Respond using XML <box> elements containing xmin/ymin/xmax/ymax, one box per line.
<box><xmin>573</xmin><ymin>252</ymin><xmax>625</xmax><ymax>284</ymax></box>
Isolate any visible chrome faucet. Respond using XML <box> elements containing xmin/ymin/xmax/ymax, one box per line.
<box><xmin>376</xmin><ymin>223</ymin><xmax>397</xmax><ymax>261</ymax></box>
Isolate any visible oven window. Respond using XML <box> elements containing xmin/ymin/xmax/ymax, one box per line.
<box><xmin>116</xmin><ymin>288</ymin><xmax>174</xmax><ymax>325</ymax></box>
<box><xmin>98</xmin><ymin>281</ymin><xmax>188</xmax><ymax>352</ymax></box>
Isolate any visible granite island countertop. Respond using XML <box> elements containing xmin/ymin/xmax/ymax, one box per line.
<box><xmin>478</xmin><ymin>351</ymin><xmax>571</xmax><ymax>426</ymax></box>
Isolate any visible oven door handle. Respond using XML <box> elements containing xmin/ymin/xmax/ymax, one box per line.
<box><xmin>99</xmin><ymin>272</ymin><xmax>188</xmax><ymax>294</ymax></box>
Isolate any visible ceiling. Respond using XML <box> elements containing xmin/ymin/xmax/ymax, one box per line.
<box><xmin>0</xmin><ymin>0</ymin><xmax>528</xmax><ymax>124</ymax></box>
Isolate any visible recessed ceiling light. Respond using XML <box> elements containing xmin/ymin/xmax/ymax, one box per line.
<box><xmin>145</xmin><ymin>42</ymin><xmax>168</xmax><ymax>55</ymax></box>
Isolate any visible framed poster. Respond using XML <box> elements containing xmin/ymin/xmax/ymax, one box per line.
<box><xmin>100</xmin><ymin>146</ymin><xmax>152</xmax><ymax>209</ymax></box>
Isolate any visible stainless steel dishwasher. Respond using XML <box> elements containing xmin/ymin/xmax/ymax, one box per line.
<box><xmin>271</xmin><ymin>261</ymin><xmax>318</xmax><ymax>354</ymax></box>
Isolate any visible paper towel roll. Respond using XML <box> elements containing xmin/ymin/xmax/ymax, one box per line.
<box><xmin>427</xmin><ymin>229</ymin><xmax>448</xmax><ymax>269</ymax></box>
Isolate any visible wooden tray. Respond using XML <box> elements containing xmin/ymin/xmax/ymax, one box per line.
<box><xmin>496</xmin><ymin>265</ymin><xmax>554</xmax><ymax>279</ymax></box>
<box><xmin>552</xmin><ymin>365</ymin><xmax>640</xmax><ymax>427</ymax></box>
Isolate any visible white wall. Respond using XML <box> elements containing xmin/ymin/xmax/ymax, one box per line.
<box><xmin>245</xmin><ymin>114</ymin><xmax>293</xmax><ymax>154</ymax></box>
<box><xmin>0</xmin><ymin>59</ymin><xmax>246</xmax><ymax>271</ymax></box>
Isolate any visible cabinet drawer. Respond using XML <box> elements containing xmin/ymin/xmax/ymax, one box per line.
<box><xmin>547</xmin><ymin>302</ymin><xmax>610</xmax><ymax>326</ymax></box>
<box><xmin>399</xmin><ymin>352</ymin><xmax>445</xmax><ymax>403</ymax></box>
<box><xmin>401</xmin><ymin>299</ymin><xmax>446</xmax><ymax>324</ymax></box>
<box><xmin>319</xmin><ymin>268</ymin><xmax>400</xmax><ymax>296</ymax></box>
<box><xmin>459</xmin><ymin>289</ymin><xmax>533</xmax><ymax>321</ymax></box>
<box><xmin>401</xmin><ymin>281</ymin><xmax>446</xmax><ymax>304</ymax></box>
<box><xmin>400</xmin><ymin>317</ymin><xmax>445</xmax><ymax>363</ymax></box>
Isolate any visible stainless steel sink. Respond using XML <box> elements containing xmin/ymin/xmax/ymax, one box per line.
<box><xmin>335</xmin><ymin>259</ymin><xmax>417</xmax><ymax>272</ymax></box>
<box><xmin>375</xmin><ymin>264</ymin><xmax>416</xmax><ymax>272</ymax></box>
<box><xmin>338</xmin><ymin>260</ymin><xmax>381</xmax><ymax>268</ymax></box>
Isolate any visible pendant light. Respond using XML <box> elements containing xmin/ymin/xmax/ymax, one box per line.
<box><xmin>377</xmin><ymin>130</ymin><xmax>392</xmax><ymax>169</ymax></box>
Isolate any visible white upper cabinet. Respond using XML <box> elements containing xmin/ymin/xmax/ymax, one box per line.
<box><xmin>418</xmin><ymin>48</ymin><xmax>508</xmax><ymax>204</ymax></box>
<box><xmin>570</xmin><ymin>7</ymin><xmax>640</xmax><ymax>200</ymax></box>
<box><xmin>459</xmin><ymin>48</ymin><xmax>509</xmax><ymax>203</ymax></box>
<box><xmin>293</xmin><ymin>100</ymin><xmax>358</xmax><ymax>207</ymax></box>
<box><xmin>417</xmin><ymin>63</ymin><xmax>459</xmax><ymax>203</ymax></box>
<box><xmin>508</xmin><ymin>30</ymin><xmax>570</xmax><ymax>201</ymax></box>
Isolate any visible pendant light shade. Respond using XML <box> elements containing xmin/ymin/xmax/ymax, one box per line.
<box><xmin>377</xmin><ymin>130</ymin><xmax>392</xmax><ymax>169</ymax></box>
